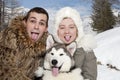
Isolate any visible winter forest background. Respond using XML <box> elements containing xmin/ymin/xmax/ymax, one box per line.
<box><xmin>0</xmin><ymin>0</ymin><xmax>120</xmax><ymax>80</ymax></box>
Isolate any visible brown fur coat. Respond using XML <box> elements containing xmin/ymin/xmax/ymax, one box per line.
<box><xmin>0</xmin><ymin>16</ymin><xmax>48</xmax><ymax>80</ymax></box>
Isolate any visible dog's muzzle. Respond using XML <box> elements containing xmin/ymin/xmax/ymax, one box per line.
<box><xmin>51</xmin><ymin>59</ymin><xmax>63</xmax><ymax>77</ymax></box>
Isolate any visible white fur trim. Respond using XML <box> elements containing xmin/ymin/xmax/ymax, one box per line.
<box><xmin>78</xmin><ymin>34</ymin><xmax>97</xmax><ymax>51</ymax></box>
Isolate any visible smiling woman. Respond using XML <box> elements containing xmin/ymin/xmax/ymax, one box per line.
<box><xmin>49</xmin><ymin>7</ymin><xmax>97</xmax><ymax>80</ymax></box>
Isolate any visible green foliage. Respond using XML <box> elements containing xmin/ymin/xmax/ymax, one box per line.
<box><xmin>91</xmin><ymin>0</ymin><xmax>116</xmax><ymax>33</ymax></box>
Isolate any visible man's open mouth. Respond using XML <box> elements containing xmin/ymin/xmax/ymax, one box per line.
<box><xmin>31</xmin><ymin>32</ymin><xmax>39</xmax><ymax>41</ymax></box>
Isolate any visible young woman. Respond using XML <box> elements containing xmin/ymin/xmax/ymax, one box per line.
<box><xmin>50</xmin><ymin>7</ymin><xmax>97</xmax><ymax>80</ymax></box>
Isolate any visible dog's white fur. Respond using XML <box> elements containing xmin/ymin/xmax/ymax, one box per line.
<box><xmin>43</xmin><ymin>68</ymin><xmax>83</xmax><ymax>80</ymax></box>
<box><xmin>35</xmin><ymin>35</ymin><xmax>86</xmax><ymax>80</ymax></box>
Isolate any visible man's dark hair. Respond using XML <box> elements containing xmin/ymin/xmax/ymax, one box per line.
<box><xmin>23</xmin><ymin>7</ymin><xmax>49</xmax><ymax>27</ymax></box>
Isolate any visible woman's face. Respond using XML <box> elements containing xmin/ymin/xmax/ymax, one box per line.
<box><xmin>58</xmin><ymin>18</ymin><xmax>77</xmax><ymax>44</ymax></box>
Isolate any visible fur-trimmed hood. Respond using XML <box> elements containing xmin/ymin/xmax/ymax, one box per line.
<box><xmin>51</xmin><ymin>7</ymin><xmax>96</xmax><ymax>51</ymax></box>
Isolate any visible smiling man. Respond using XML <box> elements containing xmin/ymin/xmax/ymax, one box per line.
<box><xmin>24</xmin><ymin>7</ymin><xmax>48</xmax><ymax>42</ymax></box>
<box><xmin>0</xmin><ymin>7</ymin><xmax>49</xmax><ymax>80</ymax></box>
<box><xmin>25</xmin><ymin>12</ymin><xmax>47</xmax><ymax>42</ymax></box>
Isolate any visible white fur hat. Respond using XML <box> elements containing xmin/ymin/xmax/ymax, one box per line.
<box><xmin>51</xmin><ymin>7</ymin><xmax>96</xmax><ymax>51</ymax></box>
<box><xmin>52</xmin><ymin>7</ymin><xmax>84</xmax><ymax>43</ymax></box>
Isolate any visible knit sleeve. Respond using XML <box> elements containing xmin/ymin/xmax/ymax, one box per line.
<box><xmin>82</xmin><ymin>50</ymin><xmax>97</xmax><ymax>80</ymax></box>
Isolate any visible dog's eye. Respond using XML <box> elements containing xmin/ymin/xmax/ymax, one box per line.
<box><xmin>51</xmin><ymin>53</ymin><xmax>54</xmax><ymax>55</ymax></box>
<box><xmin>60</xmin><ymin>53</ymin><xmax>63</xmax><ymax>56</ymax></box>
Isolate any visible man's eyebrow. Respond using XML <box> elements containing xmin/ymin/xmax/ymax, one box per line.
<box><xmin>29</xmin><ymin>17</ymin><xmax>46</xmax><ymax>21</ymax></box>
<box><xmin>29</xmin><ymin>17</ymin><xmax>46</xmax><ymax>23</ymax></box>
<box><xmin>29</xmin><ymin>17</ymin><xmax>36</xmax><ymax>19</ymax></box>
<box><xmin>40</xmin><ymin>19</ymin><xmax>46</xmax><ymax>22</ymax></box>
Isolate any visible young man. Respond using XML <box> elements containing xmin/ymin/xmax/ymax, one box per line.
<box><xmin>0</xmin><ymin>7</ymin><xmax>49</xmax><ymax>80</ymax></box>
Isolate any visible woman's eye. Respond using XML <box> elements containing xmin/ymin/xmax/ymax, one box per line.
<box><xmin>59</xmin><ymin>26</ymin><xmax>65</xmax><ymax>29</ymax></box>
<box><xmin>60</xmin><ymin>27</ymin><xmax>64</xmax><ymax>29</ymax></box>
<box><xmin>70</xmin><ymin>26</ymin><xmax>74</xmax><ymax>28</ymax></box>
<box><xmin>69</xmin><ymin>25</ymin><xmax>75</xmax><ymax>29</ymax></box>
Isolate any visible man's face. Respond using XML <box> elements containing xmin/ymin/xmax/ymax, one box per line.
<box><xmin>24</xmin><ymin>12</ymin><xmax>48</xmax><ymax>42</ymax></box>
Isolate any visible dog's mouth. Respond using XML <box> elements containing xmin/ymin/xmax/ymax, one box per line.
<box><xmin>51</xmin><ymin>64</ymin><xmax>62</xmax><ymax>76</ymax></box>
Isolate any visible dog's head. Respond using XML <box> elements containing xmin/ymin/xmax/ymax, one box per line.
<box><xmin>44</xmin><ymin>35</ymin><xmax>77</xmax><ymax>76</ymax></box>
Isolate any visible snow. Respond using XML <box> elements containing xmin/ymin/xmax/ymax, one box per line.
<box><xmin>94</xmin><ymin>27</ymin><xmax>120</xmax><ymax>80</ymax></box>
<box><xmin>112</xmin><ymin>8</ymin><xmax>120</xmax><ymax>17</ymax></box>
<box><xmin>97</xmin><ymin>65</ymin><xmax>120</xmax><ymax>80</ymax></box>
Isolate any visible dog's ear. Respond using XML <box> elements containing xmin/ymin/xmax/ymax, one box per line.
<box><xmin>66</xmin><ymin>42</ymin><xmax>77</xmax><ymax>56</ymax></box>
<box><xmin>46</xmin><ymin>35</ymin><xmax>55</xmax><ymax>50</ymax></box>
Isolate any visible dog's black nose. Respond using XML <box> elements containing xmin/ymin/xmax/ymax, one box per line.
<box><xmin>52</xmin><ymin>59</ymin><xmax>58</xmax><ymax>65</ymax></box>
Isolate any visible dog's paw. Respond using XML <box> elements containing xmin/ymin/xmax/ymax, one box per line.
<box><xmin>34</xmin><ymin>67</ymin><xmax>44</xmax><ymax>77</ymax></box>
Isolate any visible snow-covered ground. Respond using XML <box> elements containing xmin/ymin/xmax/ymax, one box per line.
<box><xmin>94</xmin><ymin>27</ymin><xmax>120</xmax><ymax>80</ymax></box>
<box><xmin>97</xmin><ymin>65</ymin><xmax>120</xmax><ymax>80</ymax></box>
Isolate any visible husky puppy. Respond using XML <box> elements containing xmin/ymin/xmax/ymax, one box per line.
<box><xmin>35</xmin><ymin>35</ymin><xmax>84</xmax><ymax>80</ymax></box>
